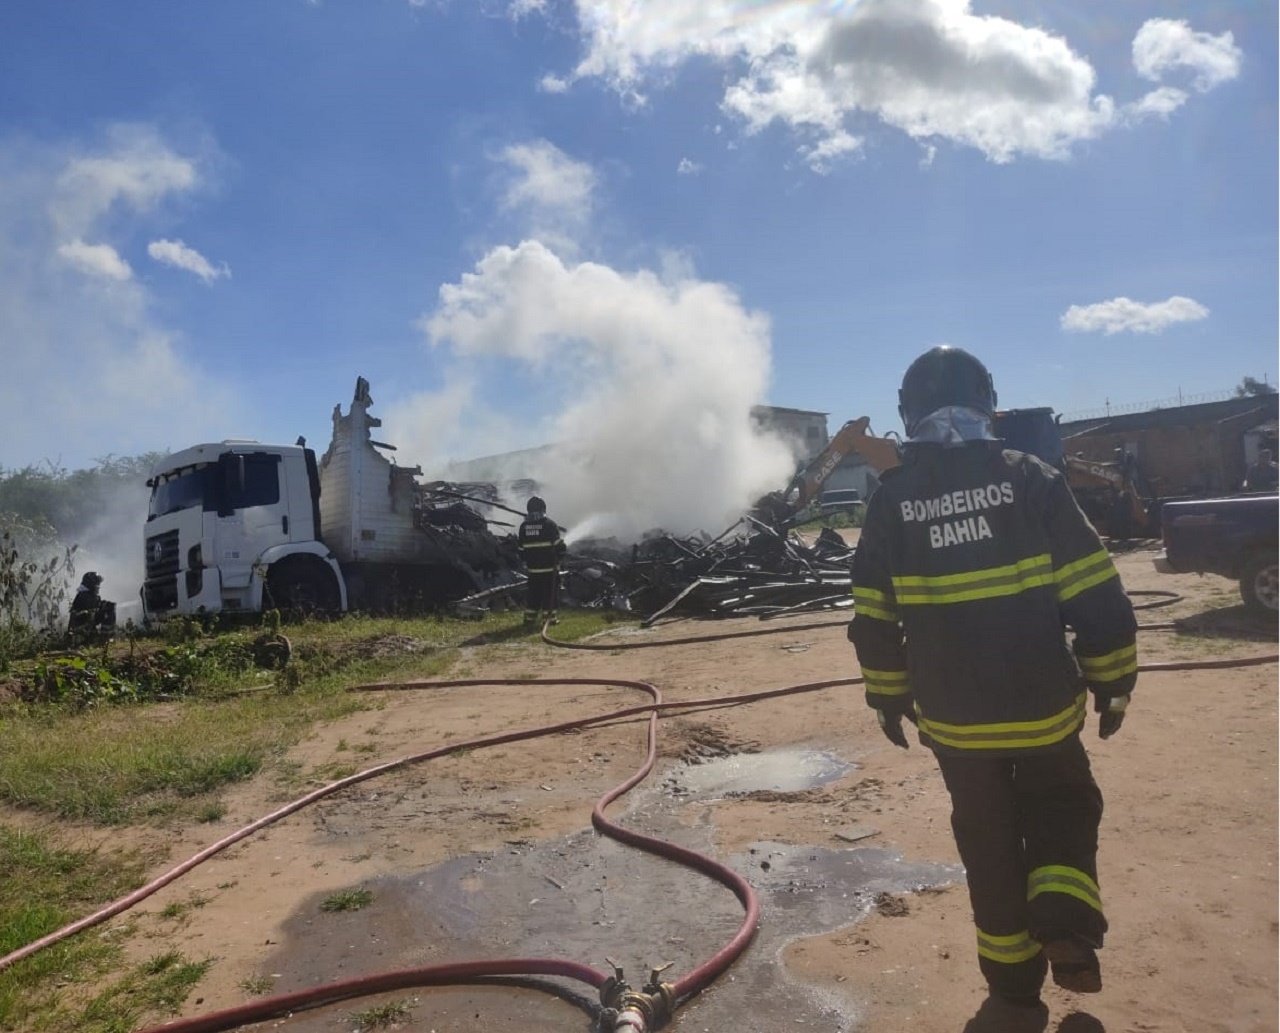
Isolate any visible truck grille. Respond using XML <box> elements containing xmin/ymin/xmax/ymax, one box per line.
<box><xmin>144</xmin><ymin>576</ymin><xmax>178</xmax><ymax>613</ymax></box>
<box><xmin>146</xmin><ymin>530</ymin><xmax>180</xmax><ymax>579</ymax></box>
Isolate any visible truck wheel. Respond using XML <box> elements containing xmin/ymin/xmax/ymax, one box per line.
<box><xmin>1238</xmin><ymin>551</ymin><xmax>1279</xmax><ymax>615</ymax></box>
<box><xmin>266</xmin><ymin>558</ymin><xmax>341</xmax><ymax>618</ymax></box>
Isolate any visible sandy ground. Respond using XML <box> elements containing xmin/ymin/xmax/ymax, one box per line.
<box><xmin>59</xmin><ymin>543</ymin><xmax>1278</xmax><ymax>1032</ymax></box>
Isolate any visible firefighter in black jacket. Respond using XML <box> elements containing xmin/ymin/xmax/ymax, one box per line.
<box><xmin>518</xmin><ymin>496</ymin><xmax>566</xmax><ymax>625</ymax></box>
<box><xmin>848</xmin><ymin>347</ymin><xmax>1137</xmax><ymax>1008</ymax></box>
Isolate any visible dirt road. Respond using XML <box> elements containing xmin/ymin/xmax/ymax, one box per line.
<box><xmin>128</xmin><ymin>546</ymin><xmax>1277</xmax><ymax>1032</ymax></box>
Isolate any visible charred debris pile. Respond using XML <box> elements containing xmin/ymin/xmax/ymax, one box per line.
<box><xmin>421</xmin><ymin>484</ymin><xmax>856</xmax><ymax>623</ymax></box>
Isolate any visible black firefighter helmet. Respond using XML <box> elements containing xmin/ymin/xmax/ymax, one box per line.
<box><xmin>526</xmin><ymin>496</ymin><xmax>547</xmax><ymax>516</ymax></box>
<box><xmin>898</xmin><ymin>345</ymin><xmax>997</xmax><ymax>437</ymax></box>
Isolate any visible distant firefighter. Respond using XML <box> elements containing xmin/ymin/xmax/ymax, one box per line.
<box><xmin>517</xmin><ymin>497</ymin><xmax>566</xmax><ymax>626</ymax></box>
<box><xmin>1242</xmin><ymin>448</ymin><xmax>1278</xmax><ymax>492</ymax></box>
<box><xmin>68</xmin><ymin>571</ymin><xmax>115</xmax><ymax>641</ymax></box>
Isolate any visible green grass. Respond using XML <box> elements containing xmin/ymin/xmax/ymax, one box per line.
<box><xmin>0</xmin><ymin>826</ymin><xmax>150</xmax><ymax>1032</ymax></box>
<box><xmin>157</xmin><ymin>893</ymin><xmax>209</xmax><ymax>922</ymax></box>
<box><xmin>0</xmin><ymin>693</ymin><xmax>348</xmax><ymax>824</ymax></box>
<box><xmin>320</xmin><ymin>887</ymin><xmax>373</xmax><ymax>913</ymax></box>
<box><xmin>74</xmin><ymin>950</ymin><xmax>212</xmax><ymax>1032</ymax></box>
<box><xmin>238</xmin><ymin>974</ymin><xmax>274</xmax><ymax>995</ymax></box>
<box><xmin>351</xmin><ymin>998</ymin><xmax>414</xmax><ymax>1030</ymax></box>
<box><xmin>0</xmin><ymin>612</ymin><xmax>580</xmax><ymax>825</ymax></box>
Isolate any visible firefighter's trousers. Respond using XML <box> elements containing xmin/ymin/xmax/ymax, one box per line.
<box><xmin>524</xmin><ymin>569</ymin><xmax>559</xmax><ymax>618</ymax></box>
<box><xmin>934</xmin><ymin>735</ymin><xmax>1107</xmax><ymax>999</ymax></box>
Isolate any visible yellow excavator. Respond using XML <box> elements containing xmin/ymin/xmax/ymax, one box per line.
<box><xmin>755</xmin><ymin>416</ymin><xmax>902</xmax><ymax>528</ymax></box>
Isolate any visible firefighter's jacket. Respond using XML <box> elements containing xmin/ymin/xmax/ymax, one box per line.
<box><xmin>518</xmin><ymin>516</ymin><xmax>566</xmax><ymax>574</ymax></box>
<box><xmin>849</xmin><ymin>444</ymin><xmax>1137</xmax><ymax>756</ymax></box>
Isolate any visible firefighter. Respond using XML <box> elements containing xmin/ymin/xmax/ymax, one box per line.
<box><xmin>848</xmin><ymin>346</ymin><xmax>1137</xmax><ymax>1008</ymax></box>
<box><xmin>517</xmin><ymin>496</ymin><xmax>566</xmax><ymax>626</ymax></box>
<box><xmin>1242</xmin><ymin>448</ymin><xmax>1278</xmax><ymax>491</ymax></box>
<box><xmin>68</xmin><ymin>571</ymin><xmax>114</xmax><ymax>641</ymax></box>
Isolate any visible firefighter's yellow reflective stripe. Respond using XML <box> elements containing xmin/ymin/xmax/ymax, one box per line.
<box><xmin>1078</xmin><ymin>643</ymin><xmax>1138</xmax><ymax>682</ymax></box>
<box><xmin>520</xmin><ymin>540</ymin><xmax>561</xmax><ymax>548</ymax></box>
<box><xmin>890</xmin><ymin>554</ymin><xmax>1054</xmax><ymax>605</ymax></box>
<box><xmin>1027</xmin><ymin>865</ymin><xmax>1103</xmax><ymax>913</ymax></box>
<box><xmin>852</xmin><ymin>586</ymin><xmax>899</xmax><ymax>622</ymax></box>
<box><xmin>862</xmin><ymin>668</ymin><xmax>910</xmax><ymax>696</ymax></box>
<box><xmin>526</xmin><ymin>566</ymin><xmax>558</xmax><ymax>573</ymax></box>
<box><xmin>918</xmin><ymin>694</ymin><xmax>1086</xmax><ymax>750</ymax></box>
<box><xmin>976</xmin><ymin>928</ymin><xmax>1042</xmax><ymax>965</ymax></box>
<box><xmin>1055</xmin><ymin>548</ymin><xmax>1118</xmax><ymax>602</ymax></box>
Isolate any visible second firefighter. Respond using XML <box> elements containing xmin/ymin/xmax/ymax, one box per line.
<box><xmin>518</xmin><ymin>496</ymin><xmax>566</xmax><ymax>625</ymax></box>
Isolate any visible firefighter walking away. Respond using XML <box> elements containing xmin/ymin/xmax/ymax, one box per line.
<box><xmin>518</xmin><ymin>496</ymin><xmax>566</xmax><ymax>626</ymax></box>
<box><xmin>848</xmin><ymin>346</ymin><xmax>1137</xmax><ymax>1011</ymax></box>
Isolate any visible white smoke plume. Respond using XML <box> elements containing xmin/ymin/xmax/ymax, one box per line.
<box><xmin>406</xmin><ymin>239</ymin><xmax>795</xmax><ymax>542</ymax></box>
<box><xmin>68</xmin><ymin>478</ymin><xmax>152</xmax><ymax>625</ymax></box>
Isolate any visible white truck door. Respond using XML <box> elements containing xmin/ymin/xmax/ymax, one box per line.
<box><xmin>216</xmin><ymin>452</ymin><xmax>290</xmax><ymax>590</ymax></box>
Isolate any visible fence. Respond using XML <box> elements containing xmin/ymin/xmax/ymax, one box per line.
<box><xmin>1060</xmin><ymin>389</ymin><xmax>1241</xmax><ymax>422</ymax></box>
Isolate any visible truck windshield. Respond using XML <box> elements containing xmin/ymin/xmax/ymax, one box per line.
<box><xmin>149</xmin><ymin>465</ymin><xmax>216</xmax><ymax>519</ymax></box>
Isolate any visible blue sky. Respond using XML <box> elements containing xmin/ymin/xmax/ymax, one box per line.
<box><xmin>1</xmin><ymin>0</ymin><xmax>1275</xmax><ymax>496</ymax></box>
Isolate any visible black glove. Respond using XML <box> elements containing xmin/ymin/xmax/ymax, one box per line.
<box><xmin>1096</xmin><ymin>693</ymin><xmax>1129</xmax><ymax>739</ymax></box>
<box><xmin>876</xmin><ymin>707</ymin><xmax>912</xmax><ymax>749</ymax></box>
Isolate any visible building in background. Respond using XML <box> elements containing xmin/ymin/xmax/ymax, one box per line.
<box><xmin>749</xmin><ymin>405</ymin><xmax>829</xmax><ymax>462</ymax></box>
<box><xmin>1060</xmin><ymin>394</ymin><xmax>1279</xmax><ymax>497</ymax></box>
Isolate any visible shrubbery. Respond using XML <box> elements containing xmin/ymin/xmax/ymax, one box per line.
<box><xmin>0</xmin><ymin>520</ymin><xmax>77</xmax><ymax>669</ymax></box>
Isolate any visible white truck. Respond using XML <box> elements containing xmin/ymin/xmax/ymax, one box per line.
<box><xmin>142</xmin><ymin>378</ymin><xmax>519</xmax><ymax>620</ymax></box>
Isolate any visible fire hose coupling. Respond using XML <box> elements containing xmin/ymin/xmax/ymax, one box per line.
<box><xmin>600</xmin><ymin>960</ymin><xmax>676</xmax><ymax>1031</ymax></box>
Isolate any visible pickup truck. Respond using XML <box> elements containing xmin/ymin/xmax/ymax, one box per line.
<box><xmin>1154</xmin><ymin>493</ymin><xmax>1278</xmax><ymax>614</ymax></box>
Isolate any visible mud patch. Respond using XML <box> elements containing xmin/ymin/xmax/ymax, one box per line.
<box><xmin>662</xmin><ymin>720</ymin><xmax>760</xmax><ymax>762</ymax></box>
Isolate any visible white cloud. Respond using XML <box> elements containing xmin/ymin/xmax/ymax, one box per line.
<box><xmin>538</xmin><ymin>73</ymin><xmax>570</xmax><ymax>94</ymax></box>
<box><xmin>0</xmin><ymin>125</ymin><xmax>243</xmax><ymax>468</ymax></box>
<box><xmin>547</xmin><ymin>1</ymin><xmax>1239</xmax><ymax>166</ymax></box>
<box><xmin>1060</xmin><ymin>295</ymin><xmax>1209</xmax><ymax>335</ymax></box>
<box><xmin>1133</xmin><ymin>19</ymin><xmax>1242</xmax><ymax>92</ymax></box>
<box><xmin>1124</xmin><ymin>86</ymin><xmax>1189</xmax><ymax>121</ymax></box>
<box><xmin>50</xmin><ymin>123</ymin><xmax>199</xmax><ymax>238</ymax></box>
<box><xmin>496</xmin><ymin>140</ymin><xmax>598</xmax><ymax>253</ymax></box>
<box><xmin>676</xmin><ymin>157</ymin><xmax>703</xmax><ymax>175</ymax></box>
<box><xmin>508</xmin><ymin>0</ymin><xmax>545</xmax><ymax>17</ymax></box>
<box><xmin>800</xmin><ymin>129</ymin><xmax>863</xmax><ymax>174</ymax></box>
<box><xmin>56</xmin><ymin>239</ymin><xmax>133</xmax><ymax>281</ymax></box>
<box><xmin>415</xmin><ymin>239</ymin><xmax>794</xmax><ymax>539</ymax></box>
<box><xmin>148</xmin><ymin>238</ymin><xmax>230</xmax><ymax>282</ymax></box>
<box><xmin>500</xmin><ymin>139</ymin><xmax>596</xmax><ymax>215</ymax></box>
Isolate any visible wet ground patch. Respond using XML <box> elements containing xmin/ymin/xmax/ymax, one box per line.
<box><xmin>257</xmin><ymin>748</ymin><xmax>957</xmax><ymax>1031</ymax></box>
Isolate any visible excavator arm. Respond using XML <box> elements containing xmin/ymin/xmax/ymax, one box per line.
<box><xmin>785</xmin><ymin>416</ymin><xmax>901</xmax><ymax>508</ymax></box>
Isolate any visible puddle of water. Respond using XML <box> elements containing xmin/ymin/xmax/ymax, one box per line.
<box><xmin>665</xmin><ymin>747</ymin><xmax>852</xmax><ymax>797</ymax></box>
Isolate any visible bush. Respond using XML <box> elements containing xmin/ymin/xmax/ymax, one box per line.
<box><xmin>0</xmin><ymin>520</ymin><xmax>76</xmax><ymax>669</ymax></box>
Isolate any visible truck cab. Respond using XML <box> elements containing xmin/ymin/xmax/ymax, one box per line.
<box><xmin>143</xmin><ymin>442</ymin><xmax>345</xmax><ymax>620</ymax></box>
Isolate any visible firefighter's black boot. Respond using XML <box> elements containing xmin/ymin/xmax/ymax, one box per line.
<box><xmin>1040</xmin><ymin>934</ymin><xmax>1102</xmax><ymax>993</ymax></box>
